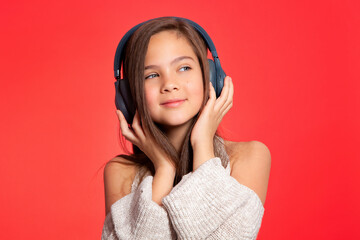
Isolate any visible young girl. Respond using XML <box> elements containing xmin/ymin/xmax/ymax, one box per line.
<box><xmin>102</xmin><ymin>17</ymin><xmax>271</xmax><ymax>240</ymax></box>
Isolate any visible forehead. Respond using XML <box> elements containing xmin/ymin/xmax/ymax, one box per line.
<box><xmin>145</xmin><ymin>31</ymin><xmax>197</xmax><ymax>64</ymax></box>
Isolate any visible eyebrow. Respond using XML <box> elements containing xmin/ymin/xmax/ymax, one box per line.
<box><xmin>144</xmin><ymin>56</ymin><xmax>195</xmax><ymax>70</ymax></box>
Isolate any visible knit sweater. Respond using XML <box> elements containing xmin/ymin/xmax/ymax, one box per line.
<box><xmin>101</xmin><ymin>142</ymin><xmax>265</xmax><ymax>239</ymax></box>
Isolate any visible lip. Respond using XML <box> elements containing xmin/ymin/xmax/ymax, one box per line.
<box><xmin>160</xmin><ymin>99</ymin><xmax>186</xmax><ymax>107</ymax></box>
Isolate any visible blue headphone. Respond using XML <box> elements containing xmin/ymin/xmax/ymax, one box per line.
<box><xmin>114</xmin><ymin>17</ymin><xmax>226</xmax><ymax>123</ymax></box>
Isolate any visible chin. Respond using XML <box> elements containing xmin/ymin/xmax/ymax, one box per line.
<box><xmin>156</xmin><ymin>116</ymin><xmax>195</xmax><ymax>129</ymax></box>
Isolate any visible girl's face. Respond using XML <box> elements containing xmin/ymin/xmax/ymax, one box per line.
<box><xmin>144</xmin><ymin>30</ymin><xmax>204</xmax><ymax>129</ymax></box>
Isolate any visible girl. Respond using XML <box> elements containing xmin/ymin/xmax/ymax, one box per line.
<box><xmin>102</xmin><ymin>17</ymin><xmax>271</xmax><ymax>239</ymax></box>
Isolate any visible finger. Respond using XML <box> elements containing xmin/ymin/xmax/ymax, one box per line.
<box><xmin>215</xmin><ymin>76</ymin><xmax>231</xmax><ymax>110</ymax></box>
<box><xmin>219</xmin><ymin>76</ymin><xmax>230</xmax><ymax>97</ymax></box>
<box><xmin>223</xmin><ymin>77</ymin><xmax>234</xmax><ymax>107</ymax></box>
<box><xmin>131</xmin><ymin>110</ymin><xmax>146</xmax><ymax>140</ymax></box>
<box><xmin>115</xmin><ymin>109</ymin><xmax>121</xmax><ymax>121</ymax></box>
<box><xmin>224</xmin><ymin>76</ymin><xmax>232</xmax><ymax>100</ymax></box>
<box><xmin>216</xmin><ymin>95</ymin><xmax>233</xmax><ymax>124</ymax></box>
<box><xmin>204</xmin><ymin>83</ymin><xmax>216</xmax><ymax>109</ymax></box>
<box><xmin>116</xmin><ymin>109</ymin><xmax>126</xmax><ymax>123</ymax></box>
<box><xmin>209</xmin><ymin>82</ymin><xmax>216</xmax><ymax>100</ymax></box>
<box><xmin>230</xmin><ymin>77</ymin><xmax>234</xmax><ymax>96</ymax></box>
<box><xmin>219</xmin><ymin>78</ymin><xmax>234</xmax><ymax>116</ymax></box>
<box><xmin>220</xmin><ymin>99</ymin><xmax>233</xmax><ymax>117</ymax></box>
<box><xmin>117</xmin><ymin>110</ymin><xmax>138</xmax><ymax>143</ymax></box>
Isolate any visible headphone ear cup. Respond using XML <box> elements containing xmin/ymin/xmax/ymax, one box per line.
<box><xmin>214</xmin><ymin>58</ymin><xmax>226</xmax><ymax>98</ymax></box>
<box><xmin>114</xmin><ymin>79</ymin><xmax>136</xmax><ymax>124</ymax></box>
<box><xmin>208</xmin><ymin>59</ymin><xmax>218</xmax><ymax>96</ymax></box>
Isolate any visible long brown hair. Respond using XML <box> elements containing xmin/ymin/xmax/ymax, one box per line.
<box><xmin>117</xmin><ymin>17</ymin><xmax>223</xmax><ymax>185</ymax></box>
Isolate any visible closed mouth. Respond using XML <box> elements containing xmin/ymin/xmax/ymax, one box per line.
<box><xmin>160</xmin><ymin>99</ymin><xmax>186</xmax><ymax>107</ymax></box>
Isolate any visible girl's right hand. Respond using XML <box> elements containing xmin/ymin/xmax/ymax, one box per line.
<box><xmin>116</xmin><ymin>110</ymin><xmax>175</xmax><ymax>172</ymax></box>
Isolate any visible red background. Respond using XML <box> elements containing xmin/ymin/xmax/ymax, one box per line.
<box><xmin>1</xmin><ymin>0</ymin><xmax>359</xmax><ymax>239</ymax></box>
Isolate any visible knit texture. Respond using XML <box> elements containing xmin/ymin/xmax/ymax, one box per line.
<box><xmin>162</xmin><ymin>157</ymin><xmax>264</xmax><ymax>239</ymax></box>
<box><xmin>102</xmin><ymin>141</ymin><xmax>265</xmax><ymax>239</ymax></box>
<box><xmin>101</xmin><ymin>176</ymin><xmax>176</xmax><ymax>240</ymax></box>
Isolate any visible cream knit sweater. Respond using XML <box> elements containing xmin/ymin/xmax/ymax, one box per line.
<box><xmin>101</xmin><ymin>143</ymin><xmax>265</xmax><ymax>239</ymax></box>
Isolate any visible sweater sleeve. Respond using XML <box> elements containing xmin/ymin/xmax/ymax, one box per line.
<box><xmin>101</xmin><ymin>175</ymin><xmax>176</xmax><ymax>240</ymax></box>
<box><xmin>161</xmin><ymin>157</ymin><xmax>265</xmax><ymax>240</ymax></box>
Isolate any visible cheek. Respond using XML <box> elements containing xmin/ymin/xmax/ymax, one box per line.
<box><xmin>144</xmin><ymin>84</ymin><xmax>157</xmax><ymax>109</ymax></box>
<box><xmin>188</xmin><ymin>78</ymin><xmax>204</xmax><ymax>106</ymax></box>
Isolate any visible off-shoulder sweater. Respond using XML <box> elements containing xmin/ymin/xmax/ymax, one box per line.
<box><xmin>101</xmin><ymin>141</ymin><xmax>265</xmax><ymax>239</ymax></box>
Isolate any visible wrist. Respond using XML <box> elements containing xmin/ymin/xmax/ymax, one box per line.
<box><xmin>192</xmin><ymin>142</ymin><xmax>215</xmax><ymax>171</ymax></box>
<box><xmin>155</xmin><ymin>164</ymin><xmax>176</xmax><ymax>176</ymax></box>
<box><xmin>192</xmin><ymin>139</ymin><xmax>214</xmax><ymax>154</ymax></box>
<box><xmin>146</xmin><ymin>149</ymin><xmax>175</xmax><ymax>172</ymax></box>
<box><xmin>152</xmin><ymin>164</ymin><xmax>176</xmax><ymax>206</ymax></box>
<box><xmin>191</xmin><ymin>137</ymin><xmax>213</xmax><ymax>149</ymax></box>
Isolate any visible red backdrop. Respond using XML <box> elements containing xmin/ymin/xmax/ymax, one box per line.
<box><xmin>1</xmin><ymin>0</ymin><xmax>359</xmax><ymax>239</ymax></box>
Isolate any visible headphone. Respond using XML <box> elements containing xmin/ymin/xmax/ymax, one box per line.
<box><xmin>114</xmin><ymin>17</ymin><xmax>226</xmax><ymax>124</ymax></box>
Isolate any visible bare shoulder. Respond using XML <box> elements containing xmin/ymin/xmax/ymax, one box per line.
<box><xmin>224</xmin><ymin>140</ymin><xmax>271</xmax><ymax>166</ymax></box>
<box><xmin>224</xmin><ymin>140</ymin><xmax>271</xmax><ymax>206</ymax></box>
<box><xmin>103</xmin><ymin>156</ymin><xmax>139</xmax><ymax>215</ymax></box>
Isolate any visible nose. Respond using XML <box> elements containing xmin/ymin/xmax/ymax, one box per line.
<box><xmin>160</xmin><ymin>74</ymin><xmax>179</xmax><ymax>93</ymax></box>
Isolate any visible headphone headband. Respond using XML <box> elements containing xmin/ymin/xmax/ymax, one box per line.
<box><xmin>114</xmin><ymin>17</ymin><xmax>219</xmax><ymax>79</ymax></box>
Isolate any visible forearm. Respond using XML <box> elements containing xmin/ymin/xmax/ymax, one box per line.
<box><xmin>162</xmin><ymin>157</ymin><xmax>264</xmax><ymax>239</ymax></box>
<box><xmin>152</xmin><ymin>165</ymin><xmax>176</xmax><ymax>205</ymax></box>
<box><xmin>192</xmin><ymin>140</ymin><xmax>215</xmax><ymax>171</ymax></box>
<box><xmin>102</xmin><ymin>176</ymin><xmax>177</xmax><ymax>239</ymax></box>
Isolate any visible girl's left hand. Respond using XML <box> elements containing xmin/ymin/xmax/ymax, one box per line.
<box><xmin>191</xmin><ymin>76</ymin><xmax>234</xmax><ymax>170</ymax></box>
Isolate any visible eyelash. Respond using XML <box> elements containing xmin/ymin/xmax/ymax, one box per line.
<box><xmin>179</xmin><ymin>66</ymin><xmax>191</xmax><ymax>72</ymax></box>
<box><xmin>145</xmin><ymin>73</ymin><xmax>159</xmax><ymax>80</ymax></box>
<box><xmin>145</xmin><ymin>66</ymin><xmax>192</xmax><ymax>79</ymax></box>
